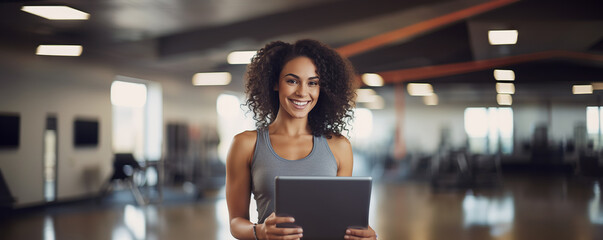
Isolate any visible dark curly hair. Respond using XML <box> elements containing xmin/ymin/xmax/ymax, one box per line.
<box><xmin>244</xmin><ymin>39</ymin><xmax>357</xmax><ymax>138</ymax></box>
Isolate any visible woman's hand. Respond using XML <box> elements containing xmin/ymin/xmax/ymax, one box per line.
<box><xmin>344</xmin><ymin>226</ymin><xmax>377</xmax><ymax>240</ymax></box>
<box><xmin>259</xmin><ymin>212</ymin><xmax>304</xmax><ymax>240</ymax></box>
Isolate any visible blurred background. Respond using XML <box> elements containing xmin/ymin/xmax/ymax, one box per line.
<box><xmin>1</xmin><ymin>0</ymin><xmax>603</xmax><ymax>239</ymax></box>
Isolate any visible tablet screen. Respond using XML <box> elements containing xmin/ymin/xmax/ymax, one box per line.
<box><xmin>275</xmin><ymin>176</ymin><xmax>372</xmax><ymax>239</ymax></box>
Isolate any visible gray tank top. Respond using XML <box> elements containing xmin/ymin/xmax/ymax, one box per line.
<box><xmin>251</xmin><ymin>128</ymin><xmax>338</xmax><ymax>223</ymax></box>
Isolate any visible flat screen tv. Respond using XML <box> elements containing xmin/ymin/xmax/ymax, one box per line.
<box><xmin>74</xmin><ymin>118</ymin><xmax>99</xmax><ymax>147</ymax></box>
<box><xmin>0</xmin><ymin>113</ymin><xmax>19</xmax><ymax>148</ymax></box>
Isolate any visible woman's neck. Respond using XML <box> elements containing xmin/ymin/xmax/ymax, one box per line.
<box><xmin>270</xmin><ymin>110</ymin><xmax>311</xmax><ymax>137</ymax></box>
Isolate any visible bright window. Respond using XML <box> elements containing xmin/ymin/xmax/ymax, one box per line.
<box><xmin>111</xmin><ymin>77</ymin><xmax>162</xmax><ymax>162</ymax></box>
<box><xmin>587</xmin><ymin>106</ymin><xmax>600</xmax><ymax>135</ymax></box>
<box><xmin>464</xmin><ymin>107</ymin><xmax>513</xmax><ymax>154</ymax></box>
<box><xmin>216</xmin><ymin>93</ymin><xmax>255</xmax><ymax>163</ymax></box>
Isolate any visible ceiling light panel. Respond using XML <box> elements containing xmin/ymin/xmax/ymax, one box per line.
<box><xmin>591</xmin><ymin>82</ymin><xmax>603</xmax><ymax>90</ymax></box>
<box><xmin>21</xmin><ymin>6</ymin><xmax>90</xmax><ymax>20</ymax></box>
<box><xmin>355</xmin><ymin>89</ymin><xmax>377</xmax><ymax>102</ymax></box>
<box><xmin>192</xmin><ymin>72</ymin><xmax>232</xmax><ymax>86</ymax></box>
<box><xmin>227</xmin><ymin>51</ymin><xmax>257</xmax><ymax>64</ymax></box>
<box><xmin>497</xmin><ymin>94</ymin><xmax>512</xmax><ymax>105</ymax></box>
<box><xmin>423</xmin><ymin>94</ymin><xmax>438</xmax><ymax>106</ymax></box>
<box><xmin>361</xmin><ymin>73</ymin><xmax>384</xmax><ymax>87</ymax></box>
<box><xmin>493</xmin><ymin>69</ymin><xmax>515</xmax><ymax>81</ymax></box>
<box><xmin>488</xmin><ymin>30</ymin><xmax>518</xmax><ymax>45</ymax></box>
<box><xmin>496</xmin><ymin>82</ymin><xmax>515</xmax><ymax>94</ymax></box>
<box><xmin>36</xmin><ymin>45</ymin><xmax>83</xmax><ymax>56</ymax></box>
<box><xmin>573</xmin><ymin>85</ymin><xmax>593</xmax><ymax>94</ymax></box>
<box><xmin>407</xmin><ymin>83</ymin><xmax>433</xmax><ymax>96</ymax></box>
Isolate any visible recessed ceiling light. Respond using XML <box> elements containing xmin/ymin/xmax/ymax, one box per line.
<box><xmin>21</xmin><ymin>6</ymin><xmax>90</xmax><ymax>20</ymax></box>
<box><xmin>355</xmin><ymin>89</ymin><xmax>377</xmax><ymax>102</ymax></box>
<box><xmin>364</xmin><ymin>95</ymin><xmax>385</xmax><ymax>109</ymax></box>
<box><xmin>227</xmin><ymin>51</ymin><xmax>257</xmax><ymax>64</ymax></box>
<box><xmin>488</xmin><ymin>30</ymin><xmax>518</xmax><ymax>45</ymax></box>
<box><xmin>493</xmin><ymin>69</ymin><xmax>515</xmax><ymax>81</ymax></box>
<box><xmin>407</xmin><ymin>83</ymin><xmax>433</xmax><ymax>96</ymax></box>
<box><xmin>423</xmin><ymin>93</ymin><xmax>438</xmax><ymax>106</ymax></box>
<box><xmin>573</xmin><ymin>85</ymin><xmax>593</xmax><ymax>94</ymax></box>
<box><xmin>497</xmin><ymin>94</ymin><xmax>512</xmax><ymax>105</ymax></box>
<box><xmin>496</xmin><ymin>82</ymin><xmax>515</xmax><ymax>94</ymax></box>
<box><xmin>591</xmin><ymin>82</ymin><xmax>603</xmax><ymax>90</ymax></box>
<box><xmin>36</xmin><ymin>45</ymin><xmax>83</xmax><ymax>56</ymax></box>
<box><xmin>192</xmin><ymin>72</ymin><xmax>232</xmax><ymax>86</ymax></box>
<box><xmin>361</xmin><ymin>73</ymin><xmax>384</xmax><ymax>87</ymax></box>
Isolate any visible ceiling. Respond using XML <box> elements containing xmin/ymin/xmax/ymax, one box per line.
<box><xmin>2</xmin><ymin>0</ymin><xmax>603</xmax><ymax>104</ymax></box>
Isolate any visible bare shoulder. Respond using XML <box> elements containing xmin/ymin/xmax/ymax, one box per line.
<box><xmin>326</xmin><ymin>134</ymin><xmax>352</xmax><ymax>151</ymax></box>
<box><xmin>233</xmin><ymin>130</ymin><xmax>257</xmax><ymax>145</ymax></box>
<box><xmin>326</xmin><ymin>134</ymin><xmax>353</xmax><ymax>175</ymax></box>
<box><xmin>326</xmin><ymin>135</ymin><xmax>353</xmax><ymax>159</ymax></box>
<box><xmin>228</xmin><ymin>130</ymin><xmax>258</xmax><ymax>165</ymax></box>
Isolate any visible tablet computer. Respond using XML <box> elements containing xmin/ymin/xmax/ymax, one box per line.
<box><xmin>274</xmin><ymin>176</ymin><xmax>372</xmax><ymax>239</ymax></box>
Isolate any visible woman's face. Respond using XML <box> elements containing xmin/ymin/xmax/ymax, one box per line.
<box><xmin>276</xmin><ymin>56</ymin><xmax>320</xmax><ymax>119</ymax></box>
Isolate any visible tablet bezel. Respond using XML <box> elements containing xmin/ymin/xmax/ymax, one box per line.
<box><xmin>274</xmin><ymin>176</ymin><xmax>372</xmax><ymax>239</ymax></box>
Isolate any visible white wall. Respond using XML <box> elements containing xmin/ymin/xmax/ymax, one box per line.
<box><xmin>549</xmin><ymin>102</ymin><xmax>587</xmax><ymax>141</ymax></box>
<box><xmin>0</xmin><ymin>49</ymin><xmax>222</xmax><ymax>208</ymax></box>
<box><xmin>0</xmin><ymin>53</ymin><xmax>115</xmax><ymax>207</ymax></box>
<box><xmin>404</xmin><ymin>101</ymin><xmax>466</xmax><ymax>154</ymax></box>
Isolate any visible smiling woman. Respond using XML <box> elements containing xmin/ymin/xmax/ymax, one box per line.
<box><xmin>226</xmin><ymin>39</ymin><xmax>378</xmax><ymax>240</ymax></box>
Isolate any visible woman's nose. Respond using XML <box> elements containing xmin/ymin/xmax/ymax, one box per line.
<box><xmin>295</xmin><ymin>84</ymin><xmax>308</xmax><ymax>96</ymax></box>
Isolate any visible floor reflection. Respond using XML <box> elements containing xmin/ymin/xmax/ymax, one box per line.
<box><xmin>462</xmin><ymin>191</ymin><xmax>514</xmax><ymax>237</ymax></box>
<box><xmin>589</xmin><ymin>182</ymin><xmax>603</xmax><ymax>225</ymax></box>
<box><xmin>123</xmin><ymin>204</ymin><xmax>146</xmax><ymax>240</ymax></box>
<box><xmin>43</xmin><ymin>216</ymin><xmax>55</xmax><ymax>240</ymax></box>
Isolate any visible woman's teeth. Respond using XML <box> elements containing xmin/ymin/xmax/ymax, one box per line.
<box><xmin>292</xmin><ymin>100</ymin><xmax>309</xmax><ymax>106</ymax></box>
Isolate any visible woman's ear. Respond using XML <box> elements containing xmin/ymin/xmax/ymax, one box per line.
<box><xmin>273</xmin><ymin>82</ymin><xmax>279</xmax><ymax>91</ymax></box>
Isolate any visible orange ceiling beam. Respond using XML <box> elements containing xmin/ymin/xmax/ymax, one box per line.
<box><xmin>377</xmin><ymin>50</ymin><xmax>603</xmax><ymax>83</ymax></box>
<box><xmin>336</xmin><ymin>0</ymin><xmax>519</xmax><ymax>58</ymax></box>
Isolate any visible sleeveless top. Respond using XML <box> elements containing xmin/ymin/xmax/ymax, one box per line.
<box><xmin>251</xmin><ymin>128</ymin><xmax>338</xmax><ymax>223</ymax></box>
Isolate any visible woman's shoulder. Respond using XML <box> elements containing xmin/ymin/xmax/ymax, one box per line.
<box><xmin>228</xmin><ymin>130</ymin><xmax>258</xmax><ymax>165</ymax></box>
<box><xmin>326</xmin><ymin>134</ymin><xmax>352</xmax><ymax>153</ymax></box>
<box><xmin>326</xmin><ymin>134</ymin><xmax>351</xmax><ymax>146</ymax></box>
<box><xmin>233</xmin><ymin>130</ymin><xmax>258</xmax><ymax>145</ymax></box>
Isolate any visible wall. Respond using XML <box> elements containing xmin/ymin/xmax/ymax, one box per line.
<box><xmin>0</xmin><ymin>48</ymin><xmax>223</xmax><ymax>208</ymax></box>
<box><xmin>403</xmin><ymin>98</ymin><xmax>466</xmax><ymax>154</ymax></box>
<box><xmin>0</xmin><ymin>52</ymin><xmax>115</xmax><ymax>207</ymax></box>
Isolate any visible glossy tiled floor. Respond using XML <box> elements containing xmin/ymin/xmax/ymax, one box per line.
<box><xmin>2</xmin><ymin>173</ymin><xmax>603</xmax><ymax>240</ymax></box>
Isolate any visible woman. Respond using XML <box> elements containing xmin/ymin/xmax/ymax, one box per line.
<box><xmin>226</xmin><ymin>39</ymin><xmax>377</xmax><ymax>240</ymax></box>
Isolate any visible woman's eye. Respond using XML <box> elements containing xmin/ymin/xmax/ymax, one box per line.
<box><xmin>309</xmin><ymin>81</ymin><xmax>319</xmax><ymax>86</ymax></box>
<box><xmin>286</xmin><ymin>79</ymin><xmax>297</xmax><ymax>84</ymax></box>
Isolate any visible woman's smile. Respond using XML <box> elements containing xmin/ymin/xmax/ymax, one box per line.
<box><xmin>290</xmin><ymin>99</ymin><xmax>311</xmax><ymax>109</ymax></box>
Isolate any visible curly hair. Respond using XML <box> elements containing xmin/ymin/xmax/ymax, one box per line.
<box><xmin>244</xmin><ymin>39</ymin><xmax>357</xmax><ymax>138</ymax></box>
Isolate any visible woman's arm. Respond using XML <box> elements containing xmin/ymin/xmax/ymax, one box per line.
<box><xmin>327</xmin><ymin>135</ymin><xmax>353</xmax><ymax>177</ymax></box>
<box><xmin>226</xmin><ymin>131</ymin><xmax>256</xmax><ymax>239</ymax></box>
<box><xmin>226</xmin><ymin>131</ymin><xmax>304</xmax><ymax>240</ymax></box>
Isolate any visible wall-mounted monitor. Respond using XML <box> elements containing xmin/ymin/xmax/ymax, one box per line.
<box><xmin>74</xmin><ymin>118</ymin><xmax>99</xmax><ymax>147</ymax></box>
<box><xmin>0</xmin><ymin>113</ymin><xmax>19</xmax><ymax>149</ymax></box>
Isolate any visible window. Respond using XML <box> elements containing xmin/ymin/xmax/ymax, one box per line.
<box><xmin>216</xmin><ymin>93</ymin><xmax>255</xmax><ymax>163</ymax></box>
<box><xmin>464</xmin><ymin>107</ymin><xmax>513</xmax><ymax>154</ymax></box>
<box><xmin>111</xmin><ymin>77</ymin><xmax>162</xmax><ymax>162</ymax></box>
<box><xmin>587</xmin><ymin>106</ymin><xmax>603</xmax><ymax>148</ymax></box>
